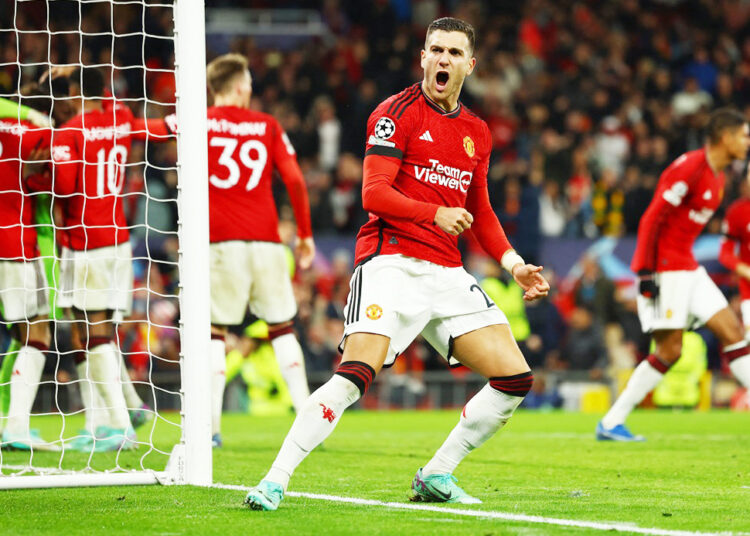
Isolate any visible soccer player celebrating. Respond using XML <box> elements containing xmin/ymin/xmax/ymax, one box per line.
<box><xmin>201</xmin><ymin>54</ymin><xmax>315</xmax><ymax>447</ymax></box>
<box><xmin>48</xmin><ymin>67</ymin><xmax>137</xmax><ymax>451</ymax></box>
<box><xmin>719</xmin><ymin>179</ymin><xmax>750</xmax><ymax>341</ymax></box>
<box><xmin>0</xmin><ymin>103</ymin><xmax>57</xmax><ymax>451</ymax></box>
<box><xmin>597</xmin><ymin>109</ymin><xmax>750</xmax><ymax>441</ymax></box>
<box><xmin>244</xmin><ymin>17</ymin><xmax>549</xmax><ymax>510</ymax></box>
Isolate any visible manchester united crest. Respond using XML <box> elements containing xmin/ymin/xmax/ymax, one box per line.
<box><xmin>366</xmin><ymin>304</ymin><xmax>383</xmax><ymax>320</ymax></box>
<box><xmin>463</xmin><ymin>136</ymin><xmax>475</xmax><ymax>158</ymax></box>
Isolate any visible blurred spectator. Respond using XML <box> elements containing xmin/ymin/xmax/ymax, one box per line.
<box><xmin>552</xmin><ymin>307</ymin><xmax>608</xmax><ymax>380</ymax></box>
<box><xmin>672</xmin><ymin>77</ymin><xmax>713</xmax><ymax>119</ymax></box>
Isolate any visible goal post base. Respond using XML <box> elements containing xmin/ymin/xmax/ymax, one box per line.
<box><xmin>0</xmin><ymin>471</ymin><xmax>165</xmax><ymax>490</ymax></box>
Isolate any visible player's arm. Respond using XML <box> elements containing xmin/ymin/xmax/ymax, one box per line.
<box><xmin>719</xmin><ymin>208</ymin><xmax>750</xmax><ymax>281</ymax></box>
<box><xmin>465</xmin><ymin>157</ymin><xmax>549</xmax><ymax>301</ymax></box>
<box><xmin>631</xmin><ymin>156</ymin><xmax>700</xmax><ymax>282</ymax></box>
<box><xmin>361</xmin><ymin>153</ymin><xmax>442</xmax><ymax>224</ymax></box>
<box><xmin>0</xmin><ymin>97</ymin><xmax>52</xmax><ymax>127</ymax></box>
<box><xmin>49</xmin><ymin>129</ymin><xmax>80</xmax><ymax>196</ymax></box>
<box><xmin>276</xmin><ymin>156</ymin><xmax>315</xmax><ymax>269</ymax></box>
<box><xmin>272</xmin><ymin>121</ymin><xmax>315</xmax><ymax>269</ymax></box>
<box><xmin>131</xmin><ymin>116</ymin><xmax>176</xmax><ymax>141</ymax></box>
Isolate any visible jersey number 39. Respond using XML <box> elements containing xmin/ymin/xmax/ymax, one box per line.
<box><xmin>209</xmin><ymin>136</ymin><xmax>268</xmax><ymax>191</ymax></box>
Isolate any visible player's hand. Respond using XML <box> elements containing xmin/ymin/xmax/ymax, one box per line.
<box><xmin>38</xmin><ymin>65</ymin><xmax>77</xmax><ymax>85</ymax></box>
<box><xmin>26</xmin><ymin>108</ymin><xmax>53</xmax><ymax>128</ymax></box>
<box><xmin>637</xmin><ymin>271</ymin><xmax>659</xmax><ymax>299</ymax></box>
<box><xmin>296</xmin><ymin>236</ymin><xmax>316</xmax><ymax>270</ymax></box>
<box><xmin>737</xmin><ymin>262</ymin><xmax>750</xmax><ymax>282</ymax></box>
<box><xmin>511</xmin><ymin>264</ymin><xmax>550</xmax><ymax>302</ymax></box>
<box><xmin>434</xmin><ymin>207</ymin><xmax>473</xmax><ymax>236</ymax></box>
<box><xmin>22</xmin><ymin>145</ymin><xmax>50</xmax><ymax>180</ymax></box>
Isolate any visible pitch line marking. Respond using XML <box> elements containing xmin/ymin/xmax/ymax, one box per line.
<box><xmin>213</xmin><ymin>482</ymin><xmax>743</xmax><ymax>536</ymax></box>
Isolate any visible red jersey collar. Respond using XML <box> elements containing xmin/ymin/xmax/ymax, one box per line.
<box><xmin>420</xmin><ymin>85</ymin><xmax>462</xmax><ymax>118</ymax></box>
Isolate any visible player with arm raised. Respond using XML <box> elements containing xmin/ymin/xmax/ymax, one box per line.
<box><xmin>597</xmin><ymin>108</ymin><xmax>750</xmax><ymax>441</ymax></box>
<box><xmin>244</xmin><ymin>17</ymin><xmax>549</xmax><ymax>511</ymax></box>
<box><xmin>0</xmin><ymin>103</ymin><xmax>57</xmax><ymax>451</ymax></box>
<box><xmin>48</xmin><ymin>66</ymin><xmax>137</xmax><ymax>451</ymax></box>
<box><xmin>719</xmin><ymin>180</ymin><xmax>750</xmax><ymax>341</ymax></box>
<box><xmin>202</xmin><ymin>54</ymin><xmax>315</xmax><ymax>447</ymax></box>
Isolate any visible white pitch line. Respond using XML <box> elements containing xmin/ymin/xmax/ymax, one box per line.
<box><xmin>214</xmin><ymin>482</ymin><xmax>742</xmax><ymax>536</ymax></box>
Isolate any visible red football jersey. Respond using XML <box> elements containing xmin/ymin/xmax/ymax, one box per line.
<box><xmin>51</xmin><ymin>104</ymin><xmax>134</xmax><ymax>251</ymax></box>
<box><xmin>720</xmin><ymin>198</ymin><xmax>750</xmax><ymax>299</ymax></box>
<box><xmin>631</xmin><ymin>148</ymin><xmax>724</xmax><ymax>273</ymax></box>
<box><xmin>0</xmin><ymin>119</ymin><xmax>51</xmax><ymax>260</ymax></box>
<box><xmin>356</xmin><ymin>83</ymin><xmax>493</xmax><ymax>267</ymax></box>
<box><xmin>206</xmin><ymin>105</ymin><xmax>307</xmax><ymax>244</ymax></box>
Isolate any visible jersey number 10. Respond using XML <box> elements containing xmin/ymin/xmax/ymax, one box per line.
<box><xmin>209</xmin><ymin>136</ymin><xmax>268</xmax><ymax>191</ymax></box>
<box><xmin>96</xmin><ymin>145</ymin><xmax>127</xmax><ymax>197</ymax></box>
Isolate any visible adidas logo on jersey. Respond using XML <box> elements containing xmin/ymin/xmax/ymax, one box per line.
<box><xmin>419</xmin><ymin>130</ymin><xmax>434</xmax><ymax>142</ymax></box>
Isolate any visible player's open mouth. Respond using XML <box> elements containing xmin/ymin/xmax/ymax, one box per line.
<box><xmin>436</xmin><ymin>71</ymin><xmax>449</xmax><ymax>91</ymax></box>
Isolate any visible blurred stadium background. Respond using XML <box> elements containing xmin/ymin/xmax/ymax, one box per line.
<box><xmin>4</xmin><ymin>0</ymin><xmax>750</xmax><ymax>416</ymax></box>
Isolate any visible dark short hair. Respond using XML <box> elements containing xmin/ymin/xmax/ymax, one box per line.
<box><xmin>706</xmin><ymin>108</ymin><xmax>747</xmax><ymax>144</ymax></box>
<box><xmin>426</xmin><ymin>17</ymin><xmax>476</xmax><ymax>54</ymax></box>
<box><xmin>206</xmin><ymin>53</ymin><xmax>249</xmax><ymax>96</ymax></box>
<box><xmin>69</xmin><ymin>66</ymin><xmax>105</xmax><ymax>98</ymax></box>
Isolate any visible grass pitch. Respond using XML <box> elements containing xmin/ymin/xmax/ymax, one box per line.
<box><xmin>1</xmin><ymin>410</ymin><xmax>749</xmax><ymax>535</ymax></box>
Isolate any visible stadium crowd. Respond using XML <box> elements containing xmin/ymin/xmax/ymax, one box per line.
<box><xmin>2</xmin><ymin>0</ymin><xmax>749</xmax><ymax>408</ymax></box>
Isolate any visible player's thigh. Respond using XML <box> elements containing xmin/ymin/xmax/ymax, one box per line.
<box><xmin>651</xmin><ymin>328</ymin><xmax>684</xmax><ymax>362</ymax></box>
<box><xmin>247</xmin><ymin>242</ymin><xmax>297</xmax><ymax>324</ymax></box>
<box><xmin>340</xmin><ymin>332</ymin><xmax>391</xmax><ymax>374</ymax></box>
<box><xmin>340</xmin><ymin>255</ymin><xmax>432</xmax><ymax>368</ymax></box>
<box><xmin>111</xmin><ymin>241</ymin><xmax>134</xmax><ymax>317</ymax></box>
<box><xmin>451</xmin><ymin>323</ymin><xmax>529</xmax><ymax>378</ymax></box>
<box><xmin>705</xmin><ymin>307</ymin><xmax>745</xmax><ymax>346</ymax></box>
<box><xmin>56</xmin><ymin>246</ymin><xmax>74</xmax><ymax>310</ymax></box>
<box><xmin>209</xmin><ymin>241</ymin><xmax>252</xmax><ymax>326</ymax></box>
<box><xmin>0</xmin><ymin>259</ymin><xmax>49</xmax><ymax>323</ymax></box>
<box><xmin>27</xmin><ymin>314</ymin><xmax>51</xmax><ymax>346</ymax></box>
<box><xmin>636</xmin><ymin>270</ymin><xmax>692</xmax><ymax>332</ymax></box>
<box><xmin>688</xmin><ymin>267</ymin><xmax>730</xmax><ymax>330</ymax></box>
<box><xmin>73</xmin><ymin>307</ymin><xmax>113</xmax><ymax>338</ymax></box>
<box><xmin>422</xmin><ymin>264</ymin><xmax>517</xmax><ymax>373</ymax></box>
<box><xmin>742</xmin><ymin>300</ymin><xmax>750</xmax><ymax>336</ymax></box>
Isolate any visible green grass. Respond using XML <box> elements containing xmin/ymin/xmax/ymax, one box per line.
<box><xmin>1</xmin><ymin>410</ymin><xmax>749</xmax><ymax>535</ymax></box>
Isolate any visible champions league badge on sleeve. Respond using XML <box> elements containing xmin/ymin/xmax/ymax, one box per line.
<box><xmin>374</xmin><ymin>117</ymin><xmax>396</xmax><ymax>140</ymax></box>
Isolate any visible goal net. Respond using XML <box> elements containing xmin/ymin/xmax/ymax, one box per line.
<box><xmin>0</xmin><ymin>0</ymin><xmax>212</xmax><ymax>488</ymax></box>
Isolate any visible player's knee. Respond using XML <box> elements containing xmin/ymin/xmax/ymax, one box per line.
<box><xmin>489</xmin><ymin>370</ymin><xmax>533</xmax><ymax>398</ymax></box>
<box><xmin>28</xmin><ymin>318</ymin><xmax>51</xmax><ymax>347</ymax></box>
<box><xmin>334</xmin><ymin>360</ymin><xmax>377</xmax><ymax>396</ymax></box>
<box><xmin>268</xmin><ymin>322</ymin><xmax>294</xmax><ymax>340</ymax></box>
<box><xmin>84</xmin><ymin>335</ymin><xmax>114</xmax><ymax>350</ymax></box>
<box><xmin>720</xmin><ymin>321</ymin><xmax>745</xmax><ymax>346</ymax></box>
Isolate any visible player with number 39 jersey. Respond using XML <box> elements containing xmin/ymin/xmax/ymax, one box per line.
<box><xmin>200</xmin><ymin>54</ymin><xmax>315</xmax><ymax>447</ymax></box>
<box><xmin>206</xmin><ymin>105</ymin><xmax>308</xmax><ymax>244</ymax></box>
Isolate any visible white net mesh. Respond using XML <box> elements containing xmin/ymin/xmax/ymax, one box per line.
<box><xmin>0</xmin><ymin>0</ymin><xmax>193</xmax><ymax>482</ymax></box>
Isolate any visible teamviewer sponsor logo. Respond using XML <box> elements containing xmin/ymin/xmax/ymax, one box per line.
<box><xmin>413</xmin><ymin>159</ymin><xmax>472</xmax><ymax>192</ymax></box>
<box><xmin>688</xmin><ymin>207</ymin><xmax>714</xmax><ymax>225</ymax></box>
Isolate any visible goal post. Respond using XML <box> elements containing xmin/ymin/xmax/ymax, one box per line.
<box><xmin>173</xmin><ymin>0</ymin><xmax>213</xmax><ymax>487</ymax></box>
<box><xmin>0</xmin><ymin>0</ymin><xmax>212</xmax><ymax>489</ymax></box>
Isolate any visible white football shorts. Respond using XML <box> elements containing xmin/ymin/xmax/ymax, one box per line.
<box><xmin>636</xmin><ymin>266</ymin><xmax>728</xmax><ymax>333</ymax></box>
<box><xmin>0</xmin><ymin>258</ymin><xmax>49</xmax><ymax>322</ymax></box>
<box><xmin>210</xmin><ymin>240</ymin><xmax>296</xmax><ymax>326</ymax></box>
<box><xmin>57</xmin><ymin>242</ymin><xmax>134</xmax><ymax>315</ymax></box>
<box><xmin>340</xmin><ymin>254</ymin><xmax>509</xmax><ymax>367</ymax></box>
